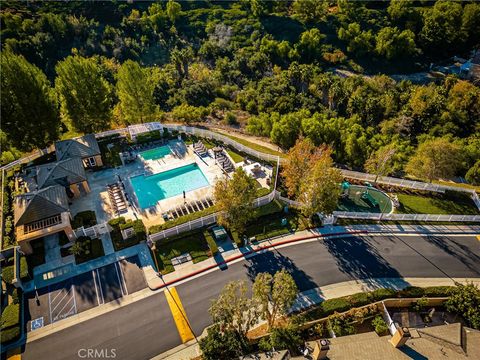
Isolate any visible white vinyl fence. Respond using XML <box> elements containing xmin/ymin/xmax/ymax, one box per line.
<box><xmin>149</xmin><ymin>190</ymin><xmax>276</xmax><ymax>242</ymax></box>
<box><xmin>333</xmin><ymin>211</ymin><xmax>480</xmax><ymax>222</ymax></box>
<box><xmin>74</xmin><ymin>223</ymin><xmax>112</xmax><ymax>239</ymax></box>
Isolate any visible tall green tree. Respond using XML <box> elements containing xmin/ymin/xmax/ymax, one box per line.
<box><xmin>446</xmin><ymin>284</ymin><xmax>480</xmax><ymax>330</ymax></box>
<box><xmin>213</xmin><ymin>168</ymin><xmax>257</xmax><ymax>234</ymax></box>
<box><xmin>166</xmin><ymin>0</ymin><xmax>181</xmax><ymax>23</ymax></box>
<box><xmin>252</xmin><ymin>270</ymin><xmax>298</xmax><ymax>330</ymax></box>
<box><xmin>405</xmin><ymin>137</ymin><xmax>462</xmax><ymax>182</ymax></box>
<box><xmin>1</xmin><ymin>51</ymin><xmax>59</xmax><ymax>151</ymax></box>
<box><xmin>55</xmin><ymin>55</ymin><xmax>113</xmax><ymax>133</ymax></box>
<box><xmin>116</xmin><ymin>60</ymin><xmax>157</xmax><ymax>125</ymax></box>
<box><xmin>295</xmin><ymin>28</ymin><xmax>325</xmax><ymax>63</ymax></box>
<box><xmin>375</xmin><ymin>27</ymin><xmax>418</xmax><ymax>60</ymax></box>
<box><xmin>291</xmin><ymin>0</ymin><xmax>328</xmax><ymax>23</ymax></box>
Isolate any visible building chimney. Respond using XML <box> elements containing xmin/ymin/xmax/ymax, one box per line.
<box><xmin>312</xmin><ymin>339</ymin><xmax>329</xmax><ymax>360</ymax></box>
<box><xmin>390</xmin><ymin>326</ymin><xmax>411</xmax><ymax>348</ymax></box>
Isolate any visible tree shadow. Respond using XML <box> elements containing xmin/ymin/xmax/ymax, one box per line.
<box><xmin>322</xmin><ymin>235</ymin><xmax>411</xmax><ymax>289</ymax></box>
<box><xmin>243</xmin><ymin>248</ymin><xmax>318</xmax><ymax>292</ymax></box>
<box><xmin>421</xmin><ymin>235</ymin><xmax>480</xmax><ymax>276</ymax></box>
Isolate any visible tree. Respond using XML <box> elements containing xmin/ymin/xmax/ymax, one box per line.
<box><xmin>282</xmin><ymin>138</ymin><xmax>322</xmax><ymax>198</ymax></box>
<box><xmin>405</xmin><ymin>138</ymin><xmax>462</xmax><ymax>182</ymax></box>
<box><xmin>446</xmin><ymin>284</ymin><xmax>480</xmax><ymax>330</ymax></box>
<box><xmin>295</xmin><ymin>28</ymin><xmax>325</xmax><ymax>63</ymax></box>
<box><xmin>466</xmin><ymin>160</ymin><xmax>480</xmax><ymax>186</ymax></box>
<box><xmin>298</xmin><ymin>146</ymin><xmax>342</xmax><ymax>219</ymax></box>
<box><xmin>209</xmin><ymin>280</ymin><xmax>258</xmax><ymax>336</ymax></box>
<box><xmin>338</xmin><ymin>23</ymin><xmax>374</xmax><ymax>56</ymax></box>
<box><xmin>116</xmin><ymin>60</ymin><xmax>157</xmax><ymax>125</ymax></box>
<box><xmin>270</xmin><ymin>112</ymin><xmax>303</xmax><ymax>150</ymax></box>
<box><xmin>252</xmin><ymin>270</ymin><xmax>298</xmax><ymax>330</ymax></box>
<box><xmin>1</xmin><ymin>51</ymin><xmax>59</xmax><ymax>151</ymax></box>
<box><xmin>259</xmin><ymin>321</ymin><xmax>303</xmax><ymax>353</ymax></box>
<box><xmin>166</xmin><ymin>0</ymin><xmax>181</xmax><ymax>23</ymax></box>
<box><xmin>213</xmin><ymin>168</ymin><xmax>257</xmax><ymax>234</ymax></box>
<box><xmin>199</xmin><ymin>324</ymin><xmax>250</xmax><ymax>360</ymax></box>
<box><xmin>364</xmin><ymin>145</ymin><xmax>396</xmax><ymax>183</ymax></box>
<box><xmin>291</xmin><ymin>0</ymin><xmax>328</xmax><ymax>24</ymax></box>
<box><xmin>375</xmin><ymin>27</ymin><xmax>418</xmax><ymax>60</ymax></box>
<box><xmin>55</xmin><ymin>55</ymin><xmax>113</xmax><ymax>133</ymax></box>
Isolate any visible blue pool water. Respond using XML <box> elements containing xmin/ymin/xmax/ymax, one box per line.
<box><xmin>130</xmin><ymin>163</ymin><xmax>209</xmax><ymax>209</ymax></box>
<box><xmin>140</xmin><ymin>146</ymin><xmax>171</xmax><ymax>160</ymax></box>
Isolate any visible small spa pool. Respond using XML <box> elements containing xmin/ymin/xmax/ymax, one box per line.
<box><xmin>140</xmin><ymin>145</ymin><xmax>171</xmax><ymax>161</ymax></box>
<box><xmin>130</xmin><ymin>163</ymin><xmax>209</xmax><ymax>209</ymax></box>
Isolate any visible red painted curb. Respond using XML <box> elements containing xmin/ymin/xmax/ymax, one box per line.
<box><xmin>150</xmin><ymin>230</ymin><xmax>369</xmax><ymax>290</ymax></box>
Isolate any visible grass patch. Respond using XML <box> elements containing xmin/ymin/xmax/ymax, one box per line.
<box><xmin>74</xmin><ymin>237</ymin><xmax>105</xmax><ymax>265</ymax></box>
<box><xmin>154</xmin><ymin>229</ymin><xmax>211</xmax><ymax>274</ymax></box>
<box><xmin>433</xmin><ymin>180</ymin><xmax>480</xmax><ymax>194</ymax></box>
<box><xmin>1</xmin><ymin>303</ymin><xmax>21</xmax><ymax>344</ymax></box>
<box><xmin>148</xmin><ymin>205</ymin><xmax>217</xmax><ymax>234</ymax></box>
<box><xmin>216</xmin><ymin>131</ymin><xmax>285</xmax><ymax>157</ymax></box>
<box><xmin>396</xmin><ymin>190</ymin><xmax>479</xmax><ymax>215</ymax></box>
<box><xmin>226</xmin><ymin>149</ymin><xmax>244</xmax><ymax>163</ymax></box>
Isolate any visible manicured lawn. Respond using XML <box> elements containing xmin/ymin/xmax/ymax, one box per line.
<box><xmin>74</xmin><ymin>237</ymin><xmax>105</xmax><ymax>264</ymax></box>
<box><xmin>226</xmin><ymin>149</ymin><xmax>244</xmax><ymax>163</ymax></box>
<box><xmin>396</xmin><ymin>190</ymin><xmax>479</xmax><ymax>215</ymax></box>
<box><xmin>217</xmin><ymin>132</ymin><xmax>285</xmax><ymax>157</ymax></box>
<box><xmin>154</xmin><ymin>230</ymin><xmax>211</xmax><ymax>274</ymax></box>
<box><xmin>244</xmin><ymin>200</ymin><xmax>309</xmax><ymax>242</ymax></box>
<box><xmin>433</xmin><ymin>180</ymin><xmax>480</xmax><ymax>194</ymax></box>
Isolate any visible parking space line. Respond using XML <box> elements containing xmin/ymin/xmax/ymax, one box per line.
<box><xmin>92</xmin><ymin>270</ymin><xmax>101</xmax><ymax>306</ymax></box>
<box><xmin>53</xmin><ymin>293</ymin><xmax>75</xmax><ymax>321</ymax></box>
<box><xmin>50</xmin><ymin>285</ymin><xmax>66</xmax><ymax>303</ymax></box>
<box><xmin>50</xmin><ymin>287</ymin><xmax>72</xmax><ymax>313</ymax></box>
<box><xmin>96</xmin><ymin>269</ymin><xmax>105</xmax><ymax>304</ymax></box>
<box><xmin>48</xmin><ymin>289</ymin><xmax>52</xmax><ymax>324</ymax></box>
<box><xmin>72</xmin><ymin>284</ymin><xmax>77</xmax><ymax>315</ymax></box>
<box><xmin>114</xmin><ymin>262</ymin><xmax>126</xmax><ymax>296</ymax></box>
<box><xmin>117</xmin><ymin>261</ymin><xmax>129</xmax><ymax>295</ymax></box>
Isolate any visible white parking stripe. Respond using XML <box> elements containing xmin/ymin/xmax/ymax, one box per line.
<box><xmin>50</xmin><ymin>286</ymin><xmax>72</xmax><ymax>313</ymax></box>
<box><xmin>117</xmin><ymin>261</ymin><xmax>129</xmax><ymax>295</ymax></box>
<box><xmin>92</xmin><ymin>270</ymin><xmax>101</xmax><ymax>306</ymax></box>
<box><xmin>72</xmin><ymin>284</ymin><xmax>77</xmax><ymax>315</ymax></box>
<box><xmin>96</xmin><ymin>269</ymin><xmax>105</xmax><ymax>304</ymax></box>
<box><xmin>50</xmin><ymin>284</ymin><xmax>66</xmax><ymax>303</ymax></box>
<box><xmin>53</xmin><ymin>293</ymin><xmax>74</xmax><ymax>321</ymax></box>
<box><xmin>114</xmin><ymin>262</ymin><xmax>126</xmax><ymax>296</ymax></box>
<box><xmin>48</xmin><ymin>289</ymin><xmax>53</xmax><ymax>324</ymax></box>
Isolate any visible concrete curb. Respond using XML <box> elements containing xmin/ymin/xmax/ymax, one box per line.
<box><xmin>148</xmin><ymin>228</ymin><xmax>480</xmax><ymax>291</ymax></box>
<box><xmin>149</xmin><ymin>230</ymin><xmax>369</xmax><ymax>290</ymax></box>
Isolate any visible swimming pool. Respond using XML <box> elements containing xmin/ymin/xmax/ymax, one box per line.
<box><xmin>130</xmin><ymin>163</ymin><xmax>210</xmax><ymax>209</ymax></box>
<box><xmin>140</xmin><ymin>145</ymin><xmax>171</xmax><ymax>160</ymax></box>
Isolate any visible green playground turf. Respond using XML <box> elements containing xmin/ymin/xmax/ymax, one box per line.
<box><xmin>337</xmin><ymin>185</ymin><xmax>393</xmax><ymax>213</ymax></box>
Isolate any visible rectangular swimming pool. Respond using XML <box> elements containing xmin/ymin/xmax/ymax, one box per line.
<box><xmin>130</xmin><ymin>163</ymin><xmax>210</xmax><ymax>209</ymax></box>
<box><xmin>140</xmin><ymin>145</ymin><xmax>171</xmax><ymax>160</ymax></box>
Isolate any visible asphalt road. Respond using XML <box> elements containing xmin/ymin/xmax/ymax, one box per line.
<box><xmin>22</xmin><ymin>234</ymin><xmax>480</xmax><ymax>360</ymax></box>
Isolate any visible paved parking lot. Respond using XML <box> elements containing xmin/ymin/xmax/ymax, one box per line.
<box><xmin>25</xmin><ymin>256</ymin><xmax>146</xmax><ymax>332</ymax></box>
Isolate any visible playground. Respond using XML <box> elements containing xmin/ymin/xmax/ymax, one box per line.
<box><xmin>337</xmin><ymin>183</ymin><xmax>393</xmax><ymax>214</ymax></box>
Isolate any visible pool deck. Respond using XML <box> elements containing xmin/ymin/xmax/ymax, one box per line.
<box><xmin>68</xmin><ymin>140</ymin><xmax>271</xmax><ymax>230</ymax></box>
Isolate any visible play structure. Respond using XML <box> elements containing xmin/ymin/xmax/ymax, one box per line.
<box><xmin>338</xmin><ymin>181</ymin><xmax>393</xmax><ymax>214</ymax></box>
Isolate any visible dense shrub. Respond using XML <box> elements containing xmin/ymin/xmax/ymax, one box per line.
<box><xmin>372</xmin><ymin>315</ymin><xmax>388</xmax><ymax>335</ymax></box>
<box><xmin>71</xmin><ymin>210</ymin><xmax>97</xmax><ymax>229</ymax></box>
<box><xmin>136</xmin><ymin>130</ymin><xmax>162</xmax><ymax>144</ymax></box>
<box><xmin>204</xmin><ymin>230</ymin><xmax>218</xmax><ymax>255</ymax></box>
<box><xmin>109</xmin><ymin>217</ymin><xmax>146</xmax><ymax>251</ymax></box>
<box><xmin>1</xmin><ymin>303</ymin><xmax>20</xmax><ymax>344</ymax></box>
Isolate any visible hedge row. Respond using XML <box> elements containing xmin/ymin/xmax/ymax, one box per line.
<box><xmin>204</xmin><ymin>230</ymin><xmax>218</xmax><ymax>255</ymax></box>
<box><xmin>108</xmin><ymin>217</ymin><xmax>146</xmax><ymax>251</ymax></box>
<box><xmin>1</xmin><ymin>303</ymin><xmax>21</xmax><ymax>344</ymax></box>
<box><xmin>71</xmin><ymin>210</ymin><xmax>97</xmax><ymax>229</ymax></box>
<box><xmin>303</xmin><ymin>286</ymin><xmax>454</xmax><ymax>321</ymax></box>
<box><xmin>148</xmin><ymin>205</ymin><xmax>218</xmax><ymax>234</ymax></box>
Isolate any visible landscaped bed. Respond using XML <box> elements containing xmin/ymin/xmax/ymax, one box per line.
<box><xmin>71</xmin><ymin>210</ymin><xmax>97</xmax><ymax>229</ymax></box>
<box><xmin>153</xmin><ymin>229</ymin><xmax>212</xmax><ymax>274</ymax></box>
<box><xmin>109</xmin><ymin>217</ymin><xmax>147</xmax><ymax>251</ymax></box>
<box><xmin>72</xmin><ymin>237</ymin><xmax>105</xmax><ymax>264</ymax></box>
<box><xmin>1</xmin><ymin>302</ymin><xmax>21</xmax><ymax>345</ymax></box>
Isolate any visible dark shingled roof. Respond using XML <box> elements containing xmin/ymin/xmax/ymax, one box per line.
<box><xmin>14</xmin><ymin>186</ymin><xmax>69</xmax><ymax>226</ymax></box>
<box><xmin>36</xmin><ymin>157</ymin><xmax>86</xmax><ymax>189</ymax></box>
<box><xmin>55</xmin><ymin>134</ymin><xmax>100</xmax><ymax>161</ymax></box>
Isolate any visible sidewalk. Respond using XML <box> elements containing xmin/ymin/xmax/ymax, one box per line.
<box><xmin>148</xmin><ymin>224</ymin><xmax>480</xmax><ymax>290</ymax></box>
